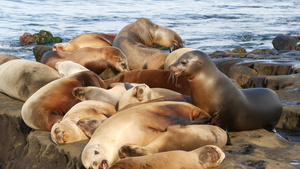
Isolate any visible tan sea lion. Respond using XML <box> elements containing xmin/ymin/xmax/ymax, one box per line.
<box><xmin>80</xmin><ymin>101</ymin><xmax>224</xmax><ymax>169</ymax></box>
<box><xmin>169</xmin><ymin>50</ymin><xmax>283</xmax><ymax>131</ymax></box>
<box><xmin>0</xmin><ymin>53</ymin><xmax>21</xmax><ymax>65</ymax></box>
<box><xmin>118</xmin><ymin>83</ymin><xmax>181</xmax><ymax>110</ymax></box>
<box><xmin>72</xmin><ymin>83</ymin><xmax>132</xmax><ymax>107</ymax></box>
<box><xmin>51</xmin><ymin>100</ymin><xmax>116</xmax><ymax>144</ymax></box>
<box><xmin>108</xmin><ymin>145</ymin><xmax>225</xmax><ymax>169</ymax></box>
<box><xmin>104</xmin><ymin>69</ymin><xmax>191</xmax><ymax>95</ymax></box>
<box><xmin>145</xmin><ymin>53</ymin><xmax>169</xmax><ymax>69</ymax></box>
<box><xmin>21</xmin><ymin>71</ymin><xmax>107</xmax><ymax>131</ymax></box>
<box><xmin>53</xmin><ymin>33</ymin><xmax>117</xmax><ymax>52</ymax></box>
<box><xmin>164</xmin><ymin>47</ymin><xmax>195</xmax><ymax>70</ymax></box>
<box><xmin>118</xmin><ymin>94</ymin><xmax>192</xmax><ymax>111</ymax></box>
<box><xmin>0</xmin><ymin>59</ymin><xmax>60</xmax><ymax>101</ymax></box>
<box><xmin>112</xmin><ymin>17</ymin><xmax>183</xmax><ymax>69</ymax></box>
<box><xmin>55</xmin><ymin>60</ymin><xmax>89</xmax><ymax>77</ymax></box>
<box><xmin>41</xmin><ymin>46</ymin><xmax>129</xmax><ymax>75</ymax></box>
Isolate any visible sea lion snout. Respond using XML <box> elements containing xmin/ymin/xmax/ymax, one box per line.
<box><xmin>169</xmin><ymin>44</ymin><xmax>181</xmax><ymax>52</ymax></box>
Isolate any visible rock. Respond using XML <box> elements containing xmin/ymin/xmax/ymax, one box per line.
<box><xmin>210</xmin><ymin>50</ymin><xmax>247</xmax><ymax>58</ymax></box>
<box><xmin>19</xmin><ymin>32</ymin><xmax>34</xmax><ymax>46</ymax></box>
<box><xmin>19</xmin><ymin>30</ymin><xmax>62</xmax><ymax>46</ymax></box>
<box><xmin>33</xmin><ymin>46</ymin><xmax>52</xmax><ymax>62</ymax></box>
<box><xmin>3</xmin><ymin>131</ymin><xmax>86</xmax><ymax>169</ymax></box>
<box><xmin>272</xmin><ymin>34</ymin><xmax>300</xmax><ymax>51</ymax></box>
<box><xmin>226</xmin><ymin>64</ymin><xmax>258</xmax><ymax>87</ymax></box>
<box><xmin>214</xmin><ymin>129</ymin><xmax>300</xmax><ymax>169</ymax></box>
<box><xmin>0</xmin><ymin>93</ymin><xmax>29</xmax><ymax>167</ymax></box>
<box><xmin>33</xmin><ymin>30</ymin><xmax>62</xmax><ymax>45</ymax></box>
<box><xmin>232</xmin><ymin>47</ymin><xmax>247</xmax><ymax>53</ymax></box>
<box><xmin>99</xmin><ymin>68</ymin><xmax>120</xmax><ymax>80</ymax></box>
<box><xmin>246</xmin><ymin>74</ymin><xmax>300</xmax><ymax>90</ymax></box>
<box><xmin>0</xmin><ymin>93</ymin><xmax>85</xmax><ymax>169</ymax></box>
<box><xmin>277</xmin><ymin>106</ymin><xmax>300</xmax><ymax>130</ymax></box>
<box><xmin>214</xmin><ymin>58</ymin><xmax>244</xmax><ymax>75</ymax></box>
<box><xmin>251</xmin><ymin>48</ymin><xmax>273</xmax><ymax>55</ymax></box>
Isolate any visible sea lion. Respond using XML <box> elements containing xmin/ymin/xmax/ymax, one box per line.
<box><xmin>118</xmin><ymin>124</ymin><xmax>227</xmax><ymax>158</ymax></box>
<box><xmin>118</xmin><ymin>83</ymin><xmax>181</xmax><ymax>110</ymax></box>
<box><xmin>72</xmin><ymin>83</ymin><xmax>131</xmax><ymax>107</ymax></box>
<box><xmin>55</xmin><ymin>60</ymin><xmax>89</xmax><ymax>77</ymax></box>
<box><xmin>104</xmin><ymin>69</ymin><xmax>191</xmax><ymax>95</ymax></box>
<box><xmin>164</xmin><ymin>47</ymin><xmax>195</xmax><ymax>70</ymax></box>
<box><xmin>112</xmin><ymin>17</ymin><xmax>183</xmax><ymax>69</ymax></box>
<box><xmin>0</xmin><ymin>59</ymin><xmax>60</xmax><ymax>101</ymax></box>
<box><xmin>53</xmin><ymin>33</ymin><xmax>117</xmax><ymax>52</ymax></box>
<box><xmin>81</xmin><ymin>101</ymin><xmax>219</xmax><ymax>169</ymax></box>
<box><xmin>41</xmin><ymin>46</ymin><xmax>129</xmax><ymax>75</ymax></box>
<box><xmin>108</xmin><ymin>145</ymin><xmax>225</xmax><ymax>169</ymax></box>
<box><xmin>21</xmin><ymin>71</ymin><xmax>107</xmax><ymax>131</ymax></box>
<box><xmin>118</xmin><ymin>94</ymin><xmax>192</xmax><ymax>111</ymax></box>
<box><xmin>169</xmin><ymin>50</ymin><xmax>283</xmax><ymax>131</ymax></box>
<box><xmin>145</xmin><ymin>53</ymin><xmax>169</xmax><ymax>69</ymax></box>
<box><xmin>0</xmin><ymin>53</ymin><xmax>21</xmax><ymax>65</ymax></box>
<box><xmin>51</xmin><ymin>100</ymin><xmax>116</xmax><ymax>144</ymax></box>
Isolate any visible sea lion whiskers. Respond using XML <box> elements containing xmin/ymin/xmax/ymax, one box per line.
<box><xmin>168</xmin><ymin>71</ymin><xmax>179</xmax><ymax>87</ymax></box>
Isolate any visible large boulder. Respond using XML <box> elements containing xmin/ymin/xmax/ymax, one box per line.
<box><xmin>272</xmin><ymin>34</ymin><xmax>300</xmax><ymax>51</ymax></box>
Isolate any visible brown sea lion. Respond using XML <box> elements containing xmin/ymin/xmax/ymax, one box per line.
<box><xmin>51</xmin><ymin>100</ymin><xmax>116</xmax><ymax>144</ymax></box>
<box><xmin>104</xmin><ymin>69</ymin><xmax>191</xmax><ymax>95</ymax></box>
<box><xmin>80</xmin><ymin>101</ymin><xmax>224</xmax><ymax>169</ymax></box>
<box><xmin>21</xmin><ymin>71</ymin><xmax>107</xmax><ymax>131</ymax></box>
<box><xmin>108</xmin><ymin>145</ymin><xmax>225</xmax><ymax>169</ymax></box>
<box><xmin>112</xmin><ymin>18</ymin><xmax>183</xmax><ymax>69</ymax></box>
<box><xmin>0</xmin><ymin>59</ymin><xmax>60</xmax><ymax>101</ymax></box>
<box><xmin>41</xmin><ymin>46</ymin><xmax>129</xmax><ymax>75</ymax></box>
<box><xmin>53</xmin><ymin>33</ymin><xmax>116</xmax><ymax>52</ymax></box>
<box><xmin>169</xmin><ymin>50</ymin><xmax>282</xmax><ymax>131</ymax></box>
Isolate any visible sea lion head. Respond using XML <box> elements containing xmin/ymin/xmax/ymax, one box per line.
<box><xmin>82</xmin><ymin>144</ymin><xmax>111</xmax><ymax>169</ymax></box>
<box><xmin>118</xmin><ymin>83</ymin><xmax>152</xmax><ymax>109</ymax></box>
<box><xmin>104</xmin><ymin>47</ymin><xmax>129</xmax><ymax>73</ymax></box>
<box><xmin>53</xmin><ymin>42</ymin><xmax>76</xmax><ymax>52</ymax></box>
<box><xmin>152</xmin><ymin>26</ymin><xmax>183</xmax><ymax>52</ymax></box>
<box><xmin>169</xmin><ymin>50</ymin><xmax>214</xmax><ymax>79</ymax></box>
<box><xmin>51</xmin><ymin>119</ymin><xmax>88</xmax><ymax>145</ymax></box>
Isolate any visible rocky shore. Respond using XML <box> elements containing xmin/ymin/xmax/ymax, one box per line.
<box><xmin>1</xmin><ymin>34</ymin><xmax>300</xmax><ymax>169</ymax></box>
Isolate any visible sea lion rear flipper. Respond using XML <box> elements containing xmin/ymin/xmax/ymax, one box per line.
<box><xmin>124</xmin><ymin>82</ymin><xmax>134</xmax><ymax>90</ymax></box>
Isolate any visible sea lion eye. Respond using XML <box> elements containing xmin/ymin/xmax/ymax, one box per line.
<box><xmin>89</xmin><ymin>120</ymin><xmax>97</xmax><ymax>126</ymax></box>
<box><xmin>95</xmin><ymin>150</ymin><xmax>99</xmax><ymax>155</ymax></box>
<box><xmin>180</xmin><ymin>59</ymin><xmax>187</xmax><ymax>65</ymax></box>
<box><xmin>139</xmin><ymin>89</ymin><xmax>144</xmax><ymax>94</ymax></box>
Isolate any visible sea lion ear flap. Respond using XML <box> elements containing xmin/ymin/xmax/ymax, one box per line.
<box><xmin>124</xmin><ymin>82</ymin><xmax>134</xmax><ymax>90</ymax></box>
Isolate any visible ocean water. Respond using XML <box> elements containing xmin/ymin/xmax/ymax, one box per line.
<box><xmin>0</xmin><ymin>0</ymin><xmax>299</xmax><ymax>60</ymax></box>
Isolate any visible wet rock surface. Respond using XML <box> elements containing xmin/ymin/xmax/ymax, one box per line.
<box><xmin>215</xmin><ymin>129</ymin><xmax>300</xmax><ymax>169</ymax></box>
<box><xmin>0</xmin><ymin>45</ymin><xmax>300</xmax><ymax>168</ymax></box>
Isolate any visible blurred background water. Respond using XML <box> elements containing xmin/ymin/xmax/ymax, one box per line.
<box><xmin>0</xmin><ymin>0</ymin><xmax>299</xmax><ymax>60</ymax></box>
